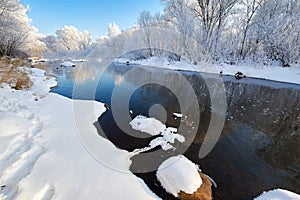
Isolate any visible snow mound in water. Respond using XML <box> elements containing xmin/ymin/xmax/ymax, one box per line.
<box><xmin>129</xmin><ymin>115</ymin><xmax>166</xmax><ymax>136</ymax></box>
<box><xmin>156</xmin><ymin>155</ymin><xmax>202</xmax><ymax>197</ymax></box>
<box><xmin>130</xmin><ymin>115</ymin><xmax>185</xmax><ymax>151</ymax></box>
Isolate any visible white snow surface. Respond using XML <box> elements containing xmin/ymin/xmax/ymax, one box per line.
<box><xmin>61</xmin><ymin>61</ymin><xmax>75</xmax><ymax>67</ymax></box>
<box><xmin>0</xmin><ymin>68</ymin><xmax>159</xmax><ymax>200</ymax></box>
<box><xmin>130</xmin><ymin>115</ymin><xmax>185</xmax><ymax>151</ymax></box>
<box><xmin>173</xmin><ymin>113</ymin><xmax>183</xmax><ymax>118</ymax></box>
<box><xmin>218</xmin><ymin>63</ymin><xmax>300</xmax><ymax>85</ymax></box>
<box><xmin>116</xmin><ymin>57</ymin><xmax>199</xmax><ymax>72</ymax></box>
<box><xmin>116</xmin><ymin>57</ymin><xmax>300</xmax><ymax>85</ymax></box>
<box><xmin>27</xmin><ymin>68</ymin><xmax>57</xmax><ymax>97</ymax></box>
<box><xmin>129</xmin><ymin>115</ymin><xmax>166</xmax><ymax>136</ymax></box>
<box><xmin>254</xmin><ymin>189</ymin><xmax>300</xmax><ymax>200</ymax></box>
<box><xmin>156</xmin><ymin>155</ymin><xmax>202</xmax><ymax>197</ymax></box>
<box><xmin>33</xmin><ymin>183</ymin><xmax>55</xmax><ymax>200</ymax></box>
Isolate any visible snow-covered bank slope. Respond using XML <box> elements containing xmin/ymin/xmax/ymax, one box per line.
<box><xmin>0</xmin><ymin>68</ymin><xmax>158</xmax><ymax>200</ymax></box>
<box><xmin>218</xmin><ymin>63</ymin><xmax>300</xmax><ymax>85</ymax></box>
<box><xmin>116</xmin><ymin>57</ymin><xmax>300</xmax><ymax>85</ymax></box>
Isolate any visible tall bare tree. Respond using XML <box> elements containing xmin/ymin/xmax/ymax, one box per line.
<box><xmin>138</xmin><ymin>11</ymin><xmax>155</xmax><ymax>56</ymax></box>
<box><xmin>238</xmin><ymin>0</ymin><xmax>263</xmax><ymax>58</ymax></box>
<box><xmin>194</xmin><ymin>0</ymin><xmax>238</xmax><ymax>55</ymax></box>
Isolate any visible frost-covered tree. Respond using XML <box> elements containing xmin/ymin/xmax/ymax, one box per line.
<box><xmin>43</xmin><ymin>35</ymin><xmax>66</xmax><ymax>54</ymax></box>
<box><xmin>161</xmin><ymin>0</ymin><xmax>196</xmax><ymax>38</ymax></box>
<box><xmin>0</xmin><ymin>0</ymin><xmax>45</xmax><ymax>57</ymax></box>
<box><xmin>194</xmin><ymin>0</ymin><xmax>238</xmax><ymax>56</ymax></box>
<box><xmin>107</xmin><ymin>22</ymin><xmax>121</xmax><ymax>38</ymax></box>
<box><xmin>138</xmin><ymin>11</ymin><xmax>155</xmax><ymax>55</ymax></box>
<box><xmin>78</xmin><ymin>30</ymin><xmax>92</xmax><ymax>50</ymax></box>
<box><xmin>0</xmin><ymin>13</ymin><xmax>27</xmax><ymax>57</ymax></box>
<box><xmin>158</xmin><ymin>0</ymin><xmax>300</xmax><ymax>65</ymax></box>
<box><xmin>237</xmin><ymin>0</ymin><xmax>264</xmax><ymax>59</ymax></box>
<box><xmin>56</xmin><ymin>26</ymin><xmax>80</xmax><ymax>51</ymax></box>
<box><xmin>23</xmin><ymin>26</ymin><xmax>46</xmax><ymax>57</ymax></box>
<box><xmin>55</xmin><ymin>25</ymin><xmax>92</xmax><ymax>51</ymax></box>
<box><xmin>0</xmin><ymin>0</ymin><xmax>13</xmax><ymax>11</ymax></box>
<box><xmin>250</xmin><ymin>0</ymin><xmax>300</xmax><ymax>66</ymax></box>
<box><xmin>160</xmin><ymin>0</ymin><xmax>238</xmax><ymax>59</ymax></box>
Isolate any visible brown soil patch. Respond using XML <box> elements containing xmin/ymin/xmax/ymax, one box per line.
<box><xmin>0</xmin><ymin>57</ymin><xmax>32</xmax><ymax>90</ymax></box>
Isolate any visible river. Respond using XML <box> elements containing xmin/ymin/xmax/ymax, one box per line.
<box><xmin>50</xmin><ymin>61</ymin><xmax>300</xmax><ymax>199</ymax></box>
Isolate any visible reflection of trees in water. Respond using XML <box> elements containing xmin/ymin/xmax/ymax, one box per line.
<box><xmin>72</xmin><ymin>62</ymin><xmax>97</xmax><ymax>84</ymax></box>
<box><xmin>114</xmin><ymin>74</ymin><xmax>123</xmax><ymax>86</ymax></box>
<box><xmin>72</xmin><ymin>58</ymin><xmax>118</xmax><ymax>84</ymax></box>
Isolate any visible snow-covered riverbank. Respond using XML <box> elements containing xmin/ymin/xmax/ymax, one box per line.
<box><xmin>116</xmin><ymin>57</ymin><xmax>300</xmax><ymax>85</ymax></box>
<box><xmin>0</xmin><ymin>68</ymin><xmax>158</xmax><ymax>200</ymax></box>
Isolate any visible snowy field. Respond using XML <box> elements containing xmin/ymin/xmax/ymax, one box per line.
<box><xmin>116</xmin><ymin>57</ymin><xmax>300</xmax><ymax>85</ymax></box>
<box><xmin>0</xmin><ymin>67</ymin><xmax>299</xmax><ymax>200</ymax></box>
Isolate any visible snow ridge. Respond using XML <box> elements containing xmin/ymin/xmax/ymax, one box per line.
<box><xmin>33</xmin><ymin>183</ymin><xmax>55</xmax><ymax>200</ymax></box>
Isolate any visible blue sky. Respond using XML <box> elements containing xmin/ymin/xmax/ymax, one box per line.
<box><xmin>22</xmin><ymin>0</ymin><xmax>164</xmax><ymax>39</ymax></box>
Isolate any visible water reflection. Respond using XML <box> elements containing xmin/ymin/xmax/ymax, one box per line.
<box><xmin>114</xmin><ymin>74</ymin><xmax>124</xmax><ymax>86</ymax></box>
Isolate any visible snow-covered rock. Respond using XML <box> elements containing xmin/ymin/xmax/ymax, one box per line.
<box><xmin>254</xmin><ymin>189</ymin><xmax>300</xmax><ymax>200</ymax></box>
<box><xmin>156</xmin><ymin>155</ymin><xmax>202</xmax><ymax>197</ymax></box>
<box><xmin>179</xmin><ymin>172</ymin><xmax>212</xmax><ymax>200</ymax></box>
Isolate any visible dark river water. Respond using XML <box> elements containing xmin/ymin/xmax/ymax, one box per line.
<box><xmin>50</xmin><ymin>62</ymin><xmax>300</xmax><ymax>200</ymax></box>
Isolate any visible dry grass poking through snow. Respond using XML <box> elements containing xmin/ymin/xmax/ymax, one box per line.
<box><xmin>0</xmin><ymin>56</ymin><xmax>32</xmax><ymax>90</ymax></box>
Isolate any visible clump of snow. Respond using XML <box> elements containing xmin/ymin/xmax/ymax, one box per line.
<box><xmin>157</xmin><ymin>155</ymin><xmax>202</xmax><ymax>197</ymax></box>
<box><xmin>149</xmin><ymin>128</ymin><xmax>185</xmax><ymax>151</ymax></box>
<box><xmin>254</xmin><ymin>189</ymin><xmax>300</xmax><ymax>200</ymax></box>
<box><xmin>61</xmin><ymin>61</ymin><xmax>75</xmax><ymax>67</ymax></box>
<box><xmin>129</xmin><ymin>115</ymin><xmax>167</xmax><ymax>136</ymax></box>
<box><xmin>172</xmin><ymin>113</ymin><xmax>183</xmax><ymax>118</ymax></box>
<box><xmin>130</xmin><ymin>115</ymin><xmax>185</xmax><ymax>151</ymax></box>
